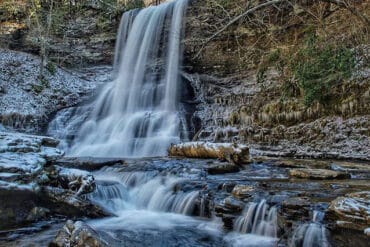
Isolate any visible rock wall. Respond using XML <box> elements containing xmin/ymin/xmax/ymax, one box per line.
<box><xmin>183</xmin><ymin>0</ymin><xmax>370</xmax><ymax>160</ymax></box>
<box><xmin>0</xmin><ymin>0</ymin><xmax>123</xmax><ymax>66</ymax></box>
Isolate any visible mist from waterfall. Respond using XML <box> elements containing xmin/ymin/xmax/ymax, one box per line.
<box><xmin>65</xmin><ymin>0</ymin><xmax>188</xmax><ymax>157</ymax></box>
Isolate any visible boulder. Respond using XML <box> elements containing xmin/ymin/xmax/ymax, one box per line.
<box><xmin>51</xmin><ymin>220</ymin><xmax>108</xmax><ymax>247</ymax></box>
<box><xmin>207</xmin><ymin>163</ymin><xmax>240</xmax><ymax>175</ymax></box>
<box><xmin>289</xmin><ymin>168</ymin><xmax>350</xmax><ymax>180</ymax></box>
<box><xmin>231</xmin><ymin>185</ymin><xmax>254</xmax><ymax>199</ymax></box>
<box><xmin>169</xmin><ymin>142</ymin><xmax>249</xmax><ymax>164</ymax></box>
<box><xmin>328</xmin><ymin>191</ymin><xmax>370</xmax><ymax>231</ymax></box>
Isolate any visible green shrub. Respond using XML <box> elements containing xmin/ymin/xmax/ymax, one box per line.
<box><xmin>46</xmin><ymin>62</ymin><xmax>56</xmax><ymax>75</ymax></box>
<box><xmin>290</xmin><ymin>35</ymin><xmax>355</xmax><ymax>106</ymax></box>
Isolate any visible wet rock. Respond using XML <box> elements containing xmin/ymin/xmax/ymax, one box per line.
<box><xmin>26</xmin><ymin>207</ymin><xmax>50</xmax><ymax>222</ymax></box>
<box><xmin>41</xmin><ymin>186</ymin><xmax>107</xmax><ymax>218</ymax></box>
<box><xmin>54</xmin><ymin>157</ymin><xmax>126</xmax><ymax>172</ymax></box>
<box><xmin>51</xmin><ymin>220</ymin><xmax>108</xmax><ymax>247</ymax></box>
<box><xmin>0</xmin><ymin>132</ymin><xmax>63</xmax><ymax>183</ymax></box>
<box><xmin>218</xmin><ymin>182</ymin><xmax>237</xmax><ymax>193</ymax></box>
<box><xmin>281</xmin><ymin>197</ymin><xmax>311</xmax><ymax>220</ymax></box>
<box><xmin>328</xmin><ymin>191</ymin><xmax>370</xmax><ymax>231</ymax></box>
<box><xmin>282</xmin><ymin>197</ymin><xmax>311</xmax><ymax>210</ymax></box>
<box><xmin>169</xmin><ymin>142</ymin><xmax>250</xmax><ymax>164</ymax></box>
<box><xmin>223</xmin><ymin>196</ymin><xmax>244</xmax><ymax>212</ymax></box>
<box><xmin>289</xmin><ymin>168</ymin><xmax>350</xmax><ymax>180</ymax></box>
<box><xmin>49</xmin><ymin>166</ymin><xmax>96</xmax><ymax>196</ymax></box>
<box><xmin>207</xmin><ymin>163</ymin><xmax>240</xmax><ymax>175</ymax></box>
<box><xmin>231</xmin><ymin>185</ymin><xmax>254</xmax><ymax>199</ymax></box>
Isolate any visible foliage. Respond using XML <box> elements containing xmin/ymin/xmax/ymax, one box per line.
<box><xmin>125</xmin><ymin>0</ymin><xmax>145</xmax><ymax>11</ymax></box>
<box><xmin>46</xmin><ymin>61</ymin><xmax>56</xmax><ymax>75</ymax></box>
<box><xmin>289</xmin><ymin>35</ymin><xmax>355</xmax><ymax>106</ymax></box>
<box><xmin>1</xmin><ymin>0</ymin><xmax>27</xmax><ymax>20</ymax></box>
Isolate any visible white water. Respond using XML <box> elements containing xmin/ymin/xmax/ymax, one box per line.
<box><xmin>234</xmin><ymin>200</ymin><xmax>278</xmax><ymax>238</ymax></box>
<box><xmin>88</xmin><ymin>168</ymin><xmax>199</xmax><ymax>215</ymax></box>
<box><xmin>87</xmin><ymin>168</ymin><xmax>278</xmax><ymax>246</ymax></box>
<box><xmin>289</xmin><ymin>211</ymin><xmax>330</xmax><ymax>247</ymax></box>
<box><xmin>65</xmin><ymin>0</ymin><xmax>188</xmax><ymax>158</ymax></box>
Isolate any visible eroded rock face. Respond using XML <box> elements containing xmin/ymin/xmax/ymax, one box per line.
<box><xmin>183</xmin><ymin>0</ymin><xmax>370</xmax><ymax>161</ymax></box>
<box><xmin>328</xmin><ymin>191</ymin><xmax>370</xmax><ymax>231</ymax></box>
<box><xmin>289</xmin><ymin>168</ymin><xmax>350</xmax><ymax>180</ymax></box>
<box><xmin>0</xmin><ymin>49</ymin><xmax>111</xmax><ymax>133</ymax></box>
<box><xmin>0</xmin><ymin>131</ymin><xmax>63</xmax><ymax>179</ymax></box>
<box><xmin>0</xmin><ymin>131</ymin><xmax>107</xmax><ymax>230</ymax></box>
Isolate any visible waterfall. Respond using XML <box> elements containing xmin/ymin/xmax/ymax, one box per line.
<box><xmin>58</xmin><ymin>0</ymin><xmax>188</xmax><ymax>158</ymax></box>
<box><xmin>289</xmin><ymin>211</ymin><xmax>330</xmax><ymax>247</ymax></box>
<box><xmin>234</xmin><ymin>200</ymin><xmax>278</xmax><ymax>238</ymax></box>
<box><xmin>88</xmin><ymin>169</ymin><xmax>199</xmax><ymax>216</ymax></box>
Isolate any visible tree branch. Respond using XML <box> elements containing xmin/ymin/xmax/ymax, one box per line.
<box><xmin>319</xmin><ymin>0</ymin><xmax>370</xmax><ymax>25</ymax></box>
<box><xmin>193</xmin><ymin>0</ymin><xmax>287</xmax><ymax>59</ymax></box>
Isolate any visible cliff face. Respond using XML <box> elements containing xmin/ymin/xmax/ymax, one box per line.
<box><xmin>183</xmin><ymin>0</ymin><xmax>370</xmax><ymax>160</ymax></box>
<box><xmin>0</xmin><ymin>0</ymin><xmax>124</xmax><ymax>66</ymax></box>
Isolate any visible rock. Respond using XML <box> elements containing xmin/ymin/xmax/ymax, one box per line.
<box><xmin>26</xmin><ymin>207</ymin><xmax>50</xmax><ymax>221</ymax></box>
<box><xmin>0</xmin><ymin>132</ymin><xmax>63</xmax><ymax>180</ymax></box>
<box><xmin>328</xmin><ymin>191</ymin><xmax>370</xmax><ymax>231</ymax></box>
<box><xmin>223</xmin><ymin>196</ymin><xmax>244</xmax><ymax>212</ymax></box>
<box><xmin>282</xmin><ymin>197</ymin><xmax>311</xmax><ymax>210</ymax></box>
<box><xmin>41</xmin><ymin>186</ymin><xmax>107</xmax><ymax>218</ymax></box>
<box><xmin>54</xmin><ymin>157</ymin><xmax>126</xmax><ymax>172</ymax></box>
<box><xmin>231</xmin><ymin>185</ymin><xmax>254</xmax><ymax>199</ymax></box>
<box><xmin>51</xmin><ymin>220</ymin><xmax>108</xmax><ymax>247</ymax></box>
<box><xmin>0</xmin><ymin>49</ymin><xmax>109</xmax><ymax>133</ymax></box>
<box><xmin>169</xmin><ymin>142</ymin><xmax>250</xmax><ymax>164</ymax></box>
<box><xmin>289</xmin><ymin>168</ymin><xmax>350</xmax><ymax>180</ymax></box>
<box><xmin>0</xmin><ymin>131</ymin><xmax>108</xmax><ymax>230</ymax></box>
<box><xmin>51</xmin><ymin>166</ymin><xmax>96</xmax><ymax>196</ymax></box>
<box><xmin>207</xmin><ymin>163</ymin><xmax>240</xmax><ymax>175</ymax></box>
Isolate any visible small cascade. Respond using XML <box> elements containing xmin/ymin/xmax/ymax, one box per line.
<box><xmin>88</xmin><ymin>170</ymin><xmax>199</xmax><ymax>215</ymax></box>
<box><xmin>289</xmin><ymin>211</ymin><xmax>330</xmax><ymax>247</ymax></box>
<box><xmin>234</xmin><ymin>200</ymin><xmax>278</xmax><ymax>238</ymax></box>
<box><xmin>87</xmin><ymin>181</ymin><xmax>130</xmax><ymax>213</ymax></box>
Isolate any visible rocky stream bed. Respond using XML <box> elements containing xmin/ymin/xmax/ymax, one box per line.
<box><xmin>0</xmin><ymin>131</ymin><xmax>369</xmax><ymax>247</ymax></box>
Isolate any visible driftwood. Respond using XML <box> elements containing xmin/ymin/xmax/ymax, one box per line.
<box><xmin>168</xmin><ymin>142</ymin><xmax>250</xmax><ymax>164</ymax></box>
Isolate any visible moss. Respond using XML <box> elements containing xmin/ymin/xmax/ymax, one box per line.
<box><xmin>31</xmin><ymin>83</ymin><xmax>43</xmax><ymax>93</ymax></box>
<box><xmin>46</xmin><ymin>62</ymin><xmax>56</xmax><ymax>75</ymax></box>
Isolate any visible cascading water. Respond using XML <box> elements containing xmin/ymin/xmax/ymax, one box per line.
<box><xmin>88</xmin><ymin>168</ymin><xmax>199</xmax><ymax>215</ymax></box>
<box><xmin>234</xmin><ymin>200</ymin><xmax>278</xmax><ymax>238</ymax></box>
<box><xmin>50</xmin><ymin>0</ymin><xmax>189</xmax><ymax>158</ymax></box>
<box><xmin>289</xmin><ymin>211</ymin><xmax>330</xmax><ymax>247</ymax></box>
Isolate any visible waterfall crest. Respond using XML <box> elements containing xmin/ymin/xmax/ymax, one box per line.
<box><xmin>67</xmin><ymin>0</ymin><xmax>188</xmax><ymax>157</ymax></box>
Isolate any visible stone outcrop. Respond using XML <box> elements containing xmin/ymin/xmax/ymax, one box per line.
<box><xmin>183</xmin><ymin>0</ymin><xmax>370</xmax><ymax>161</ymax></box>
<box><xmin>0</xmin><ymin>131</ymin><xmax>107</xmax><ymax>230</ymax></box>
<box><xmin>169</xmin><ymin>142</ymin><xmax>250</xmax><ymax>164</ymax></box>
<box><xmin>289</xmin><ymin>168</ymin><xmax>351</xmax><ymax>180</ymax></box>
<box><xmin>328</xmin><ymin>191</ymin><xmax>370</xmax><ymax>231</ymax></box>
<box><xmin>0</xmin><ymin>49</ymin><xmax>111</xmax><ymax>133</ymax></box>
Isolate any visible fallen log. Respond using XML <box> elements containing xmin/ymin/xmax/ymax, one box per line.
<box><xmin>168</xmin><ymin>142</ymin><xmax>250</xmax><ymax>164</ymax></box>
